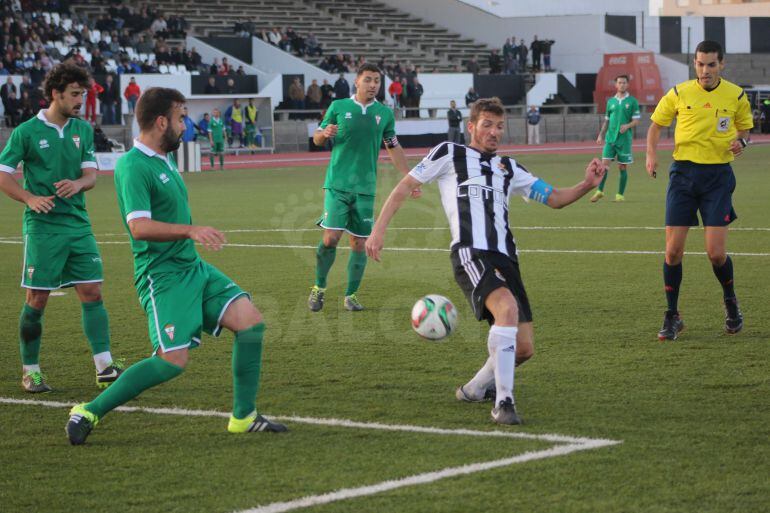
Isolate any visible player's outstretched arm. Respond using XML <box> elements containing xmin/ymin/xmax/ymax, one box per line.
<box><xmin>646</xmin><ymin>123</ymin><xmax>663</xmax><ymax>178</ymax></box>
<box><xmin>0</xmin><ymin>171</ymin><xmax>55</xmax><ymax>213</ymax></box>
<box><xmin>312</xmin><ymin>124</ymin><xmax>337</xmax><ymax>146</ymax></box>
<box><xmin>385</xmin><ymin>144</ymin><xmax>421</xmax><ymax>198</ymax></box>
<box><xmin>366</xmin><ymin>174</ymin><xmax>423</xmax><ymax>262</ymax></box>
<box><xmin>54</xmin><ymin>167</ymin><xmax>97</xmax><ymax>198</ymax></box>
<box><xmin>128</xmin><ymin>218</ymin><xmax>226</xmax><ymax>251</ymax></box>
<box><xmin>546</xmin><ymin>158</ymin><xmax>606</xmax><ymax>209</ymax></box>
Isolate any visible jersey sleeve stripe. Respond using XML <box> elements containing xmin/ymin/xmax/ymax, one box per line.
<box><xmin>81</xmin><ymin>161</ymin><xmax>97</xmax><ymax>169</ymax></box>
<box><xmin>426</xmin><ymin>141</ymin><xmax>450</xmax><ymax>161</ymax></box>
<box><xmin>738</xmin><ymin>90</ymin><xmax>745</xmax><ymax>100</ymax></box>
<box><xmin>126</xmin><ymin>210</ymin><xmax>152</xmax><ymax>222</ymax></box>
<box><xmin>673</xmin><ymin>85</ymin><xmax>679</xmax><ymax>96</ymax></box>
<box><xmin>0</xmin><ymin>163</ymin><xmax>16</xmax><ymax>173</ymax></box>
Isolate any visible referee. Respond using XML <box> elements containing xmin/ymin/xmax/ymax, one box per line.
<box><xmin>646</xmin><ymin>40</ymin><xmax>753</xmax><ymax>341</ymax></box>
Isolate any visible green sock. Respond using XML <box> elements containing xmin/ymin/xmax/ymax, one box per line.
<box><xmin>315</xmin><ymin>241</ymin><xmax>336</xmax><ymax>288</ymax></box>
<box><xmin>619</xmin><ymin>169</ymin><xmax>628</xmax><ymax>195</ymax></box>
<box><xmin>219</xmin><ymin>153</ymin><xmax>224</xmax><ymax>168</ymax></box>
<box><xmin>598</xmin><ymin>172</ymin><xmax>608</xmax><ymax>192</ymax></box>
<box><xmin>232</xmin><ymin>323</ymin><xmax>265</xmax><ymax>419</ymax></box>
<box><xmin>210</xmin><ymin>153</ymin><xmax>215</xmax><ymax>167</ymax></box>
<box><xmin>345</xmin><ymin>250</ymin><xmax>367</xmax><ymax>296</ymax></box>
<box><xmin>19</xmin><ymin>304</ymin><xmax>43</xmax><ymax>366</ymax></box>
<box><xmin>82</xmin><ymin>300</ymin><xmax>110</xmax><ymax>356</ymax></box>
<box><xmin>85</xmin><ymin>356</ymin><xmax>183</xmax><ymax>418</ymax></box>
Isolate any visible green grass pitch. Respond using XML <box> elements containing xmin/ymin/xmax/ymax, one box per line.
<box><xmin>0</xmin><ymin>146</ymin><xmax>768</xmax><ymax>512</ymax></box>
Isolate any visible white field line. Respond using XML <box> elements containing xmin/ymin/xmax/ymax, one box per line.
<box><xmin>0</xmin><ymin>396</ymin><xmax>620</xmax><ymax>513</ymax></box>
<box><xmin>0</xmin><ymin>238</ymin><xmax>769</xmax><ymax>257</ymax></box>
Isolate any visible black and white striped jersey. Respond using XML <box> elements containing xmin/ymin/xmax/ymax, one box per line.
<box><xmin>409</xmin><ymin>142</ymin><xmax>547</xmax><ymax>258</ymax></box>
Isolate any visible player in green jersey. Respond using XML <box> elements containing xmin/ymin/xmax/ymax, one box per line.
<box><xmin>592</xmin><ymin>75</ymin><xmax>640</xmax><ymax>202</ymax></box>
<box><xmin>66</xmin><ymin>88</ymin><xmax>286</xmax><ymax>445</ymax></box>
<box><xmin>308</xmin><ymin>63</ymin><xmax>420</xmax><ymax>312</ymax></box>
<box><xmin>208</xmin><ymin>108</ymin><xmax>225</xmax><ymax>170</ymax></box>
<box><xmin>0</xmin><ymin>63</ymin><xmax>124</xmax><ymax>393</ymax></box>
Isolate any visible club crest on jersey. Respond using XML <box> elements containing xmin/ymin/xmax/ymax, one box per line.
<box><xmin>39</xmin><ymin>139</ymin><xmax>49</xmax><ymax>149</ymax></box>
<box><xmin>27</xmin><ymin>266</ymin><xmax>35</xmax><ymax>280</ymax></box>
<box><xmin>72</xmin><ymin>135</ymin><xmax>80</xmax><ymax>148</ymax></box>
<box><xmin>164</xmin><ymin>324</ymin><xmax>175</xmax><ymax>341</ymax></box>
<box><xmin>375</xmin><ymin>115</ymin><xmax>381</xmax><ymax>125</ymax></box>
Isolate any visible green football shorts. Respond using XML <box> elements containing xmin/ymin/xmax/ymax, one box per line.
<box><xmin>211</xmin><ymin>141</ymin><xmax>225</xmax><ymax>153</ymax></box>
<box><xmin>602</xmin><ymin>137</ymin><xmax>634</xmax><ymax>164</ymax></box>
<box><xmin>21</xmin><ymin>232</ymin><xmax>103</xmax><ymax>290</ymax></box>
<box><xmin>316</xmin><ymin>188</ymin><xmax>375</xmax><ymax>237</ymax></box>
<box><xmin>136</xmin><ymin>260</ymin><xmax>249</xmax><ymax>353</ymax></box>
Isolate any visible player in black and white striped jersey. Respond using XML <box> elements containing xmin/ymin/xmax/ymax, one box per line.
<box><xmin>367</xmin><ymin>97</ymin><xmax>605</xmax><ymax>425</ymax></box>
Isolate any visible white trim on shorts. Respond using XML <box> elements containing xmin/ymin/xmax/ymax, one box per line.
<box><xmin>317</xmin><ymin>222</ymin><xmax>370</xmax><ymax>238</ymax></box>
<box><xmin>212</xmin><ymin>292</ymin><xmax>250</xmax><ymax>337</ymax></box>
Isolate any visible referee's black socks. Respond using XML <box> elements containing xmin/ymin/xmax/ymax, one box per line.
<box><xmin>712</xmin><ymin>255</ymin><xmax>736</xmax><ymax>300</ymax></box>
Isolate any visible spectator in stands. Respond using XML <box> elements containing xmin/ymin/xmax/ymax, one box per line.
<box><xmin>225</xmin><ymin>78</ymin><xmax>236</xmax><ymax>95</ymax></box>
<box><xmin>288</xmin><ymin>76</ymin><xmax>305</xmax><ymax>112</ymax></box>
<box><xmin>530</xmin><ymin>36</ymin><xmax>542</xmax><ymax>72</ymax></box>
<box><xmin>150</xmin><ymin>15</ymin><xmax>168</xmax><ymax>39</ymax></box>
<box><xmin>219</xmin><ymin>57</ymin><xmax>232</xmax><ymax>76</ymax></box>
<box><xmin>465</xmin><ymin>57</ymin><xmax>480</xmax><ymax>74</ymax></box>
<box><xmin>236</xmin><ymin>65</ymin><xmax>246</xmax><ymax>76</ymax></box>
<box><xmin>269</xmin><ymin>27</ymin><xmax>282</xmax><ymax>46</ymax></box>
<box><xmin>182</xmin><ymin>106</ymin><xmax>199</xmax><ymax>143</ymax></box>
<box><xmin>29</xmin><ymin>60</ymin><xmax>44</xmax><ymax>86</ymax></box>
<box><xmin>388</xmin><ymin>76</ymin><xmax>402</xmax><ymax>108</ymax></box>
<box><xmin>123</xmin><ymin>76</ymin><xmax>140</xmax><ymax>113</ymax></box>
<box><xmin>320</xmin><ymin>78</ymin><xmax>333</xmax><ymax>108</ymax></box>
<box><xmin>91</xmin><ymin>49</ymin><xmax>107</xmax><ymax>74</ymax></box>
<box><xmin>305</xmin><ymin>33</ymin><xmax>322</xmax><ymax>57</ymax></box>
<box><xmin>2</xmin><ymin>75</ymin><xmax>16</xmax><ymax>113</ymax></box>
<box><xmin>244</xmin><ymin>98</ymin><xmax>262</xmax><ymax>149</ymax></box>
<box><xmin>517</xmin><ymin>38</ymin><xmax>528</xmax><ymax>72</ymax></box>
<box><xmin>334</xmin><ymin>73</ymin><xmax>349</xmax><ymax>100</ymax></box>
<box><xmin>278</xmin><ymin>33</ymin><xmax>292</xmax><ymax>53</ymax></box>
<box><xmin>204</xmin><ymin>76</ymin><xmax>220</xmax><ymax>94</ymax></box>
<box><xmin>141</xmin><ymin>59</ymin><xmax>159</xmax><ymax>73</ymax></box>
<box><xmin>0</xmin><ymin>62</ymin><xmax>8</xmax><ymax>76</ymax></box>
<box><xmin>136</xmin><ymin>34</ymin><xmax>154</xmax><ymax>55</ymax></box>
<box><xmin>465</xmin><ymin>87</ymin><xmax>479</xmax><ymax>106</ymax></box>
<box><xmin>190</xmin><ymin>47</ymin><xmax>203</xmax><ymax>70</ymax></box>
<box><xmin>99</xmin><ymin>74</ymin><xmax>120</xmax><ymax>125</ymax></box>
<box><xmin>85</xmin><ymin>77</ymin><xmax>103</xmax><ymax>124</ymax></box>
<box><xmin>306</xmin><ymin>79</ymin><xmax>322</xmax><ymax>111</ymax></box>
<box><xmin>209</xmin><ymin>58</ymin><xmax>220</xmax><ymax>76</ymax></box>
<box><xmin>19</xmin><ymin>89</ymin><xmax>35</xmax><ymax>124</ymax></box>
<box><xmin>93</xmin><ymin>125</ymin><xmax>113</xmax><ymax>152</ymax></box>
<box><xmin>526</xmin><ymin>105</ymin><xmax>541</xmax><ymax>145</ymax></box>
<box><xmin>541</xmin><ymin>38</ymin><xmax>555</xmax><ymax>71</ymax></box>
<box><xmin>447</xmin><ymin>100</ymin><xmax>463</xmax><ymax>144</ymax></box>
<box><xmin>19</xmin><ymin>74</ymin><xmax>34</xmax><ymax>99</ymax></box>
<box><xmin>488</xmin><ymin>49</ymin><xmax>502</xmax><ymax>74</ymax></box>
<box><xmin>167</xmin><ymin>15</ymin><xmax>187</xmax><ymax>38</ymax></box>
<box><xmin>225</xmin><ymin>98</ymin><xmax>244</xmax><ymax>147</ymax></box>
<box><xmin>4</xmin><ymin>89</ymin><xmax>20</xmax><ymax>127</ymax></box>
<box><xmin>503</xmin><ymin>38</ymin><xmax>517</xmax><ymax>74</ymax></box>
<box><xmin>408</xmin><ymin>77</ymin><xmax>423</xmax><ymax>118</ymax></box>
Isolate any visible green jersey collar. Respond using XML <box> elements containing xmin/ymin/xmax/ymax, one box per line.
<box><xmin>352</xmin><ymin>96</ymin><xmax>377</xmax><ymax>114</ymax></box>
<box><xmin>133</xmin><ymin>139</ymin><xmax>176</xmax><ymax>171</ymax></box>
<box><xmin>614</xmin><ymin>92</ymin><xmax>629</xmax><ymax>101</ymax></box>
<box><xmin>36</xmin><ymin>109</ymin><xmax>72</xmax><ymax>138</ymax></box>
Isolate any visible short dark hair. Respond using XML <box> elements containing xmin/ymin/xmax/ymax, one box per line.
<box><xmin>695</xmin><ymin>40</ymin><xmax>723</xmax><ymax>61</ymax></box>
<box><xmin>469</xmin><ymin>97</ymin><xmax>505</xmax><ymax>123</ymax></box>
<box><xmin>42</xmin><ymin>62</ymin><xmax>89</xmax><ymax>101</ymax></box>
<box><xmin>356</xmin><ymin>63</ymin><xmax>380</xmax><ymax>76</ymax></box>
<box><xmin>615</xmin><ymin>74</ymin><xmax>629</xmax><ymax>82</ymax></box>
<box><xmin>135</xmin><ymin>87</ymin><xmax>186</xmax><ymax>131</ymax></box>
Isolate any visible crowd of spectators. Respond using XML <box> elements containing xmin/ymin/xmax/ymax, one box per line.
<box><xmin>476</xmin><ymin>35</ymin><xmax>555</xmax><ymax>74</ymax></box>
<box><xmin>237</xmin><ymin>24</ymin><xmax>323</xmax><ymax>58</ymax></box>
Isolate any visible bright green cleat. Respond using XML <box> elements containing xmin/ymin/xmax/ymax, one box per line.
<box><xmin>308</xmin><ymin>285</ymin><xmax>325</xmax><ymax>312</ymax></box>
<box><xmin>344</xmin><ymin>294</ymin><xmax>364</xmax><ymax>311</ymax></box>
<box><xmin>66</xmin><ymin>404</ymin><xmax>99</xmax><ymax>445</ymax></box>
<box><xmin>96</xmin><ymin>358</ymin><xmax>126</xmax><ymax>388</ymax></box>
<box><xmin>22</xmin><ymin>371</ymin><xmax>52</xmax><ymax>393</ymax></box>
<box><xmin>228</xmin><ymin>411</ymin><xmax>288</xmax><ymax>433</ymax></box>
<box><xmin>590</xmin><ymin>190</ymin><xmax>604</xmax><ymax>203</ymax></box>
<box><xmin>614</xmin><ymin>193</ymin><xmax>625</xmax><ymax>202</ymax></box>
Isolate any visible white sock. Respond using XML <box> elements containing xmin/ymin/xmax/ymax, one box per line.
<box><xmin>22</xmin><ymin>364</ymin><xmax>41</xmax><ymax>375</ymax></box>
<box><xmin>93</xmin><ymin>351</ymin><xmax>113</xmax><ymax>373</ymax></box>
<box><xmin>465</xmin><ymin>355</ymin><xmax>495</xmax><ymax>397</ymax></box>
<box><xmin>488</xmin><ymin>325</ymin><xmax>518</xmax><ymax>404</ymax></box>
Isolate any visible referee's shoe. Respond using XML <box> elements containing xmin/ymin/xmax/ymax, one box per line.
<box><xmin>658</xmin><ymin>310</ymin><xmax>684</xmax><ymax>341</ymax></box>
<box><xmin>724</xmin><ymin>297</ymin><xmax>743</xmax><ymax>334</ymax></box>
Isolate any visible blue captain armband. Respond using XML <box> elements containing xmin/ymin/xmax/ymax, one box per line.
<box><xmin>528</xmin><ymin>179</ymin><xmax>554</xmax><ymax>204</ymax></box>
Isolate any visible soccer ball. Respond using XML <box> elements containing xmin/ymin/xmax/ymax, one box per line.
<box><xmin>411</xmin><ymin>295</ymin><xmax>458</xmax><ymax>341</ymax></box>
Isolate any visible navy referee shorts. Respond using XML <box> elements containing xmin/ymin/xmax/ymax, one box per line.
<box><xmin>665</xmin><ymin>160</ymin><xmax>737</xmax><ymax>227</ymax></box>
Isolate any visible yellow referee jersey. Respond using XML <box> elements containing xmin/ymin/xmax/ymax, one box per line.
<box><xmin>650</xmin><ymin>79</ymin><xmax>753</xmax><ymax>164</ymax></box>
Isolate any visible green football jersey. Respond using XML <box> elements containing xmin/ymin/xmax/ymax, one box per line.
<box><xmin>0</xmin><ymin>110</ymin><xmax>96</xmax><ymax>234</ymax></box>
<box><xmin>604</xmin><ymin>94</ymin><xmax>640</xmax><ymax>144</ymax></box>
<box><xmin>210</xmin><ymin>117</ymin><xmax>225</xmax><ymax>143</ymax></box>
<box><xmin>114</xmin><ymin>141</ymin><xmax>199</xmax><ymax>283</ymax></box>
<box><xmin>319</xmin><ymin>98</ymin><xmax>396</xmax><ymax>196</ymax></box>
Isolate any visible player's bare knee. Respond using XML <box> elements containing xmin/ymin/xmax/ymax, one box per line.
<box><xmin>323</xmin><ymin>231</ymin><xmax>342</xmax><ymax>247</ymax></box>
<box><xmin>350</xmin><ymin>236</ymin><xmax>366</xmax><ymax>252</ymax></box>
<box><xmin>707</xmin><ymin>251</ymin><xmax>726</xmax><ymax>267</ymax></box>
<box><xmin>665</xmin><ymin>249</ymin><xmax>684</xmax><ymax>265</ymax></box>
<box><xmin>158</xmin><ymin>348</ymin><xmax>189</xmax><ymax>369</ymax></box>
<box><xmin>25</xmin><ymin>290</ymin><xmax>49</xmax><ymax>310</ymax></box>
<box><xmin>222</xmin><ymin>296</ymin><xmax>262</xmax><ymax>332</ymax></box>
<box><xmin>492</xmin><ymin>302</ymin><xmax>518</xmax><ymax>326</ymax></box>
